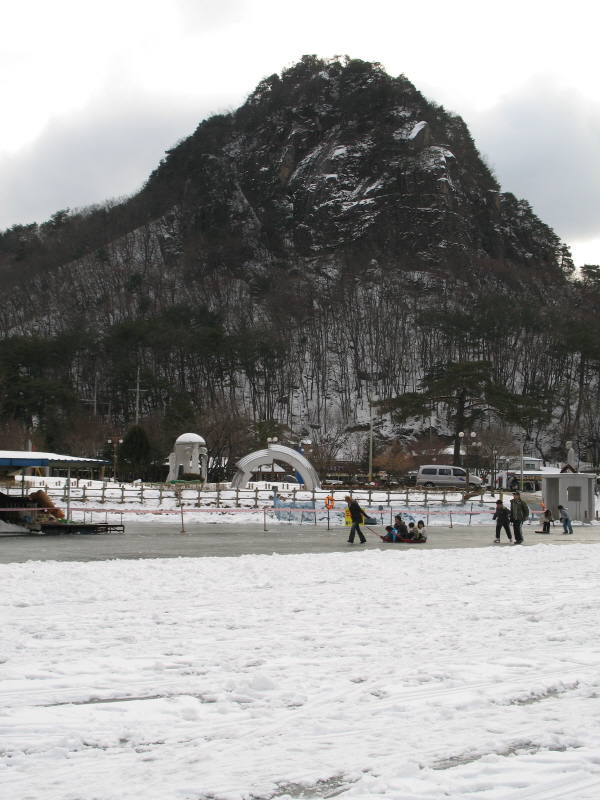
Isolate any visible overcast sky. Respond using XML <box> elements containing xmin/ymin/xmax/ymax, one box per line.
<box><xmin>2</xmin><ymin>0</ymin><xmax>599</xmax><ymax>266</ymax></box>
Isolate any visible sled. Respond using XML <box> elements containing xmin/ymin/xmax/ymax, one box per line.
<box><xmin>366</xmin><ymin>526</ymin><xmax>427</xmax><ymax>544</ymax></box>
<box><xmin>381</xmin><ymin>537</ymin><xmax>427</xmax><ymax>543</ymax></box>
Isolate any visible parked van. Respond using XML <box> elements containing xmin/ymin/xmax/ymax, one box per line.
<box><xmin>416</xmin><ymin>465</ymin><xmax>483</xmax><ymax>488</ymax></box>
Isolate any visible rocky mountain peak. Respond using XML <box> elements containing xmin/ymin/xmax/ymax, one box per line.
<box><xmin>141</xmin><ymin>55</ymin><xmax>565</xmax><ymax>284</ymax></box>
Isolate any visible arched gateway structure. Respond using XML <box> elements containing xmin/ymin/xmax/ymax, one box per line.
<box><xmin>231</xmin><ymin>442</ymin><xmax>321</xmax><ymax>491</ymax></box>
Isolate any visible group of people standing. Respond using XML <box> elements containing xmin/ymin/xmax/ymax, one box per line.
<box><xmin>493</xmin><ymin>492</ymin><xmax>575</xmax><ymax>542</ymax></box>
<box><xmin>492</xmin><ymin>490</ymin><xmax>529</xmax><ymax>544</ymax></box>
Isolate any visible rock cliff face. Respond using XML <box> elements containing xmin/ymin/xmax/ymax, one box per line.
<box><xmin>141</xmin><ymin>55</ymin><xmax>565</xmax><ymax>284</ymax></box>
<box><xmin>0</xmin><ymin>56</ymin><xmax>570</xmax><ymax>338</ymax></box>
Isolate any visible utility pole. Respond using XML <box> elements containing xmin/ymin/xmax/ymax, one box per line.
<box><xmin>358</xmin><ymin>370</ymin><xmax>380</xmax><ymax>484</ymax></box>
<box><xmin>107</xmin><ymin>436</ymin><xmax>123</xmax><ymax>480</ymax></box>
<box><xmin>368</xmin><ymin>387</ymin><xmax>374</xmax><ymax>483</ymax></box>
<box><xmin>129</xmin><ymin>367</ymin><xmax>147</xmax><ymax>426</ymax></box>
<box><xmin>458</xmin><ymin>430</ymin><xmax>481</xmax><ymax>490</ymax></box>
<box><xmin>135</xmin><ymin>367</ymin><xmax>140</xmax><ymax>426</ymax></box>
<box><xmin>430</xmin><ymin>401</ymin><xmax>433</xmax><ymax>442</ymax></box>
<box><xmin>520</xmin><ymin>432</ymin><xmax>524</xmax><ymax>491</ymax></box>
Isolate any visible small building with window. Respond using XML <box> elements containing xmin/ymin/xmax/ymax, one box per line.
<box><xmin>250</xmin><ymin>463</ymin><xmax>286</xmax><ymax>482</ymax></box>
<box><xmin>542</xmin><ymin>473</ymin><xmax>596</xmax><ymax>522</ymax></box>
<box><xmin>248</xmin><ymin>463</ymin><xmax>300</xmax><ymax>487</ymax></box>
<box><xmin>496</xmin><ymin>456</ymin><xmax>561</xmax><ymax>491</ymax></box>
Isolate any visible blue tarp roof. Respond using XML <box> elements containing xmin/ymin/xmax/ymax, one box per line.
<box><xmin>0</xmin><ymin>457</ymin><xmax>50</xmax><ymax>467</ymax></box>
<box><xmin>0</xmin><ymin>450</ymin><xmax>108</xmax><ymax>468</ymax></box>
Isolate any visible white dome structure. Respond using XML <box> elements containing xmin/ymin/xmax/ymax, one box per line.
<box><xmin>175</xmin><ymin>433</ymin><xmax>206</xmax><ymax>445</ymax></box>
<box><xmin>167</xmin><ymin>432</ymin><xmax>208</xmax><ymax>481</ymax></box>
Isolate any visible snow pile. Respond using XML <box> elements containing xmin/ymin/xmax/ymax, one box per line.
<box><xmin>0</xmin><ymin>520</ymin><xmax>28</xmax><ymax>533</ymax></box>
<box><xmin>2</xmin><ymin>546</ymin><xmax>600</xmax><ymax>798</ymax></box>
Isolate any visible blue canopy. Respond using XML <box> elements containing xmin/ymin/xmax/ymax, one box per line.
<box><xmin>0</xmin><ymin>450</ymin><xmax>108</xmax><ymax>468</ymax></box>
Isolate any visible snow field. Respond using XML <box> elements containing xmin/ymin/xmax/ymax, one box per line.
<box><xmin>1</xmin><ymin>545</ymin><xmax>600</xmax><ymax>799</ymax></box>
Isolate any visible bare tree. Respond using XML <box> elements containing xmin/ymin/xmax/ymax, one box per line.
<box><xmin>409</xmin><ymin>435</ymin><xmax>452</xmax><ymax>467</ymax></box>
<box><xmin>62</xmin><ymin>414</ymin><xmax>111</xmax><ymax>458</ymax></box>
<box><xmin>477</xmin><ymin>425</ymin><xmax>516</xmax><ymax>486</ymax></box>
<box><xmin>342</xmin><ymin>431</ymin><xmax>368</xmax><ymax>480</ymax></box>
<box><xmin>0</xmin><ymin>419</ymin><xmax>44</xmax><ymax>451</ymax></box>
<box><xmin>306</xmin><ymin>411</ymin><xmax>351</xmax><ymax>480</ymax></box>
<box><xmin>374</xmin><ymin>440</ymin><xmax>414</xmax><ymax>481</ymax></box>
<box><xmin>195</xmin><ymin>402</ymin><xmax>254</xmax><ymax>481</ymax></box>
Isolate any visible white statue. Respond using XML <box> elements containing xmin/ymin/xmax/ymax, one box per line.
<box><xmin>566</xmin><ymin>440</ymin><xmax>576</xmax><ymax>469</ymax></box>
<box><xmin>167</xmin><ymin>433</ymin><xmax>208</xmax><ymax>481</ymax></box>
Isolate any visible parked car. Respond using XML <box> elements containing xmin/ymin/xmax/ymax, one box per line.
<box><xmin>416</xmin><ymin>465</ymin><xmax>483</xmax><ymax>488</ymax></box>
<box><xmin>323</xmin><ymin>479</ymin><xmax>344</xmax><ymax>486</ymax></box>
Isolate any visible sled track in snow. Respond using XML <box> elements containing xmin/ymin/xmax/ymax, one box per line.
<box><xmin>2</xmin><ymin>660</ymin><xmax>598</xmax><ymax>712</ymax></box>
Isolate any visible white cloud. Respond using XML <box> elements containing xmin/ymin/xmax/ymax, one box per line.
<box><xmin>0</xmin><ymin>84</ymin><xmax>229</xmax><ymax>229</ymax></box>
<box><xmin>1</xmin><ymin>0</ymin><xmax>600</xmax><ymax>265</ymax></box>
<box><xmin>466</xmin><ymin>77</ymin><xmax>600</xmax><ymax>249</ymax></box>
<box><xmin>176</xmin><ymin>0</ymin><xmax>247</xmax><ymax>30</ymax></box>
<box><xmin>570</xmin><ymin>239</ymin><xmax>600</xmax><ymax>268</ymax></box>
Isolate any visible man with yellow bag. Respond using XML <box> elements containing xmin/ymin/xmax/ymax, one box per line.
<box><xmin>345</xmin><ymin>495</ymin><xmax>367</xmax><ymax>544</ymax></box>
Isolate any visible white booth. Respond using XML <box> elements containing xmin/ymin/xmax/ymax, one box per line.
<box><xmin>542</xmin><ymin>473</ymin><xmax>595</xmax><ymax>523</ymax></box>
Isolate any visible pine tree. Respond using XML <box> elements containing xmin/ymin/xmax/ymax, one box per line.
<box><xmin>119</xmin><ymin>425</ymin><xmax>153</xmax><ymax>478</ymax></box>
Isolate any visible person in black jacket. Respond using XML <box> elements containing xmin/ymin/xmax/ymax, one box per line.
<box><xmin>492</xmin><ymin>500</ymin><xmax>512</xmax><ymax>543</ymax></box>
<box><xmin>540</xmin><ymin>508</ymin><xmax>553</xmax><ymax>532</ymax></box>
<box><xmin>510</xmin><ymin>491</ymin><xmax>529</xmax><ymax>544</ymax></box>
<box><xmin>345</xmin><ymin>495</ymin><xmax>367</xmax><ymax>543</ymax></box>
<box><xmin>393</xmin><ymin>515</ymin><xmax>409</xmax><ymax>538</ymax></box>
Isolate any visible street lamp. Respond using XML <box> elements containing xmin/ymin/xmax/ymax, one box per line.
<box><xmin>358</xmin><ymin>371</ymin><xmax>380</xmax><ymax>484</ymax></box>
<box><xmin>368</xmin><ymin>392</ymin><xmax>379</xmax><ymax>483</ymax></box>
<box><xmin>107</xmin><ymin>437</ymin><xmax>123</xmax><ymax>481</ymax></box>
<box><xmin>267</xmin><ymin>438</ymin><xmax>278</xmax><ymax>480</ymax></box>
<box><xmin>519</xmin><ymin>430</ymin><xmax>524</xmax><ymax>491</ymax></box>
<box><xmin>458</xmin><ymin>431</ymin><xmax>481</xmax><ymax>490</ymax></box>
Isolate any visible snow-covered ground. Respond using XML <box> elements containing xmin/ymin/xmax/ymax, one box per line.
<box><xmin>1</xmin><ymin>504</ymin><xmax>550</xmax><ymax>528</ymax></box>
<box><xmin>2</xmin><ymin>545</ymin><xmax>600</xmax><ymax>799</ymax></box>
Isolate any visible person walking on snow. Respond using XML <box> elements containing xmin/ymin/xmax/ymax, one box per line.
<box><xmin>510</xmin><ymin>490</ymin><xmax>529</xmax><ymax>544</ymax></box>
<box><xmin>557</xmin><ymin>505</ymin><xmax>573</xmax><ymax>534</ymax></box>
<box><xmin>492</xmin><ymin>500</ymin><xmax>512</xmax><ymax>543</ymax></box>
<box><xmin>345</xmin><ymin>495</ymin><xmax>367</xmax><ymax>543</ymax></box>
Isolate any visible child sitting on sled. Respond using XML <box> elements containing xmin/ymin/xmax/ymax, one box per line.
<box><xmin>413</xmin><ymin>520</ymin><xmax>428</xmax><ymax>541</ymax></box>
<box><xmin>381</xmin><ymin>525</ymin><xmax>398</xmax><ymax>542</ymax></box>
<box><xmin>379</xmin><ymin>518</ymin><xmax>427</xmax><ymax>543</ymax></box>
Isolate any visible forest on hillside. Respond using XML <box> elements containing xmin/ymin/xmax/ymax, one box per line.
<box><xmin>1</xmin><ymin>259</ymin><xmax>598</xmax><ymax>479</ymax></box>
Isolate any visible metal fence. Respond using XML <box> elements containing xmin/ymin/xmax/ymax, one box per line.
<box><xmin>2</xmin><ymin>480</ymin><xmax>497</xmax><ymax>509</ymax></box>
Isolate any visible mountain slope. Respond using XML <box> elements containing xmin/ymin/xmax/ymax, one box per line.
<box><xmin>144</xmin><ymin>55</ymin><xmax>564</xmax><ymax>279</ymax></box>
<box><xmin>0</xmin><ymin>56</ymin><xmax>581</xmax><ymax>461</ymax></box>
